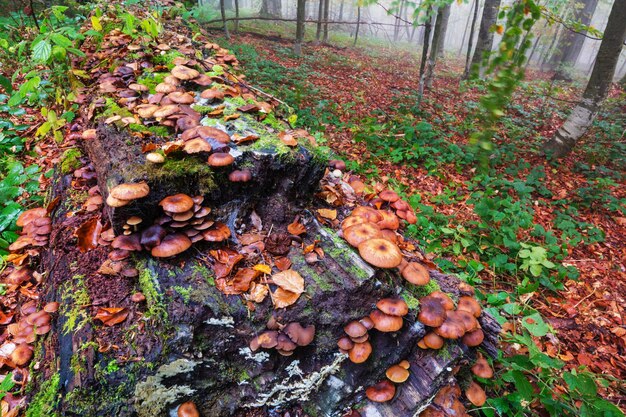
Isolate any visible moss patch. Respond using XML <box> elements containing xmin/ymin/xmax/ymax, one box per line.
<box><xmin>26</xmin><ymin>373</ymin><xmax>60</xmax><ymax>417</ymax></box>
<box><xmin>136</xmin><ymin>72</ymin><xmax>169</xmax><ymax>94</ymax></box>
<box><xmin>152</xmin><ymin>50</ymin><xmax>185</xmax><ymax>68</ymax></box>
<box><xmin>99</xmin><ymin>98</ymin><xmax>134</xmax><ymax>120</ymax></box>
<box><xmin>60</xmin><ymin>274</ymin><xmax>91</xmax><ymax>334</ymax></box>
<box><xmin>59</xmin><ymin>148</ymin><xmax>83</xmax><ymax>174</ymax></box>
<box><xmin>136</xmin><ymin>259</ymin><xmax>168</xmax><ymax>320</ymax></box>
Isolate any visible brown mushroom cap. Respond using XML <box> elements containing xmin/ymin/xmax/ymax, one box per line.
<box><xmin>465</xmin><ymin>381</ymin><xmax>486</xmax><ymax>406</ymax></box>
<box><xmin>422</xmin><ymin>332</ymin><xmax>445</xmax><ymax>349</ymax></box>
<box><xmin>328</xmin><ymin>159</ymin><xmax>346</xmax><ymax>171</ymax></box>
<box><xmin>369</xmin><ymin>309</ymin><xmax>403</xmax><ymax>332</ymax></box>
<box><xmin>171</xmin><ymin>65</ymin><xmax>200</xmax><ymax>80</ymax></box>
<box><xmin>249</xmin><ymin>331</ymin><xmax>279</xmax><ymax>351</ymax></box>
<box><xmin>434</xmin><ymin>318</ymin><xmax>465</xmax><ymax>340</ymax></box>
<box><xmin>228</xmin><ymin>169</ymin><xmax>252</xmax><ymax>182</ymax></box>
<box><xmin>471</xmin><ymin>356</ymin><xmax>493</xmax><ymax>379</ymax></box>
<box><xmin>151</xmin><ymin>233</ymin><xmax>192</xmax><ymax>257</ymax></box>
<box><xmin>359</xmin><ymin>316</ymin><xmax>375</xmax><ymax>330</ymax></box>
<box><xmin>348</xmin><ymin>341</ymin><xmax>372</xmax><ymax>364</ymax></box>
<box><xmin>428</xmin><ymin>291</ymin><xmax>455</xmax><ymax>311</ymax></box>
<box><xmin>6</xmin><ymin>268</ymin><xmax>32</xmax><ymax>285</ymax></box>
<box><xmin>183</xmin><ymin>138</ymin><xmax>212</xmax><ymax>154</ymax></box>
<box><xmin>365</xmin><ymin>380</ymin><xmax>396</xmax><ymax>402</ymax></box>
<box><xmin>140</xmin><ymin>225</ymin><xmax>167</xmax><ymax>249</ymax></box>
<box><xmin>16</xmin><ymin>208</ymin><xmax>47</xmax><ymax>227</ymax></box>
<box><xmin>276</xmin><ymin>333</ymin><xmax>297</xmax><ymax>352</ymax></box>
<box><xmin>197</xmin><ymin>126</ymin><xmax>231</xmax><ymax>143</ymax></box>
<box><xmin>284</xmin><ymin>322</ymin><xmax>315</xmax><ymax>346</ymax></box>
<box><xmin>457</xmin><ymin>296</ymin><xmax>482</xmax><ymax>317</ymax></box>
<box><xmin>343</xmin><ymin>223</ymin><xmax>382</xmax><ymax>248</ymax></box>
<box><xmin>337</xmin><ymin>336</ymin><xmax>354</xmax><ymax>352</ymax></box>
<box><xmin>344</xmin><ymin>321</ymin><xmax>367</xmax><ymax>339</ymax></box>
<box><xmin>386</xmin><ymin>364</ymin><xmax>410</xmax><ymax>383</ymax></box>
<box><xmin>168</xmin><ymin>91</ymin><xmax>195</xmax><ymax>104</ymax></box>
<box><xmin>11</xmin><ymin>343</ymin><xmax>33</xmax><ymax>366</ymax></box>
<box><xmin>376</xmin><ymin>298</ymin><xmax>409</xmax><ymax>317</ymax></box>
<box><xmin>202</xmin><ymin>222</ymin><xmax>231</xmax><ymax>242</ymax></box>
<box><xmin>160</xmin><ymin>194</ymin><xmax>194</xmax><ymax>213</ymax></box>
<box><xmin>110</xmin><ymin>182</ymin><xmax>150</xmax><ymax>201</ymax></box>
<box><xmin>462</xmin><ymin>328</ymin><xmax>485</xmax><ymax>347</ymax></box>
<box><xmin>352</xmin><ymin>206</ymin><xmax>383</xmax><ymax>223</ymax></box>
<box><xmin>379</xmin><ymin>190</ymin><xmax>400</xmax><ymax>203</ymax></box>
<box><xmin>357</xmin><ymin>238</ymin><xmax>403</xmax><ymax>269</ymax></box>
<box><xmin>177</xmin><ymin>401</ymin><xmax>200</xmax><ymax>417</ymax></box>
<box><xmin>401</xmin><ymin>262</ymin><xmax>430</xmax><ymax>286</ymax></box>
<box><xmin>448</xmin><ymin>310</ymin><xmax>478</xmax><ymax>332</ymax></box>
<box><xmin>376</xmin><ymin>210</ymin><xmax>400</xmax><ymax>230</ymax></box>
<box><xmin>112</xmin><ymin>234</ymin><xmax>142</xmax><ymax>251</ymax></box>
<box><xmin>208</xmin><ymin>152</ymin><xmax>235</xmax><ymax>167</ymax></box>
<box><xmin>417</xmin><ymin>297</ymin><xmax>446</xmax><ymax>327</ymax></box>
<box><xmin>341</xmin><ymin>215</ymin><xmax>368</xmax><ymax>231</ymax></box>
<box><xmin>155</xmin><ymin>83</ymin><xmax>177</xmax><ymax>94</ymax></box>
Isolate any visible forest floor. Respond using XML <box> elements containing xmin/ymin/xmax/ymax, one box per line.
<box><xmin>211</xmin><ymin>28</ymin><xmax>626</xmax><ymax>409</ymax></box>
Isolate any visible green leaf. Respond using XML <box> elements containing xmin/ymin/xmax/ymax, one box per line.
<box><xmin>91</xmin><ymin>15</ymin><xmax>103</xmax><ymax>31</ymax></box>
<box><xmin>530</xmin><ymin>263</ymin><xmax>543</xmax><ymax>276</ymax></box>
<box><xmin>511</xmin><ymin>370</ymin><xmax>534</xmax><ymax>401</ymax></box>
<box><xmin>50</xmin><ymin>33</ymin><xmax>73</xmax><ymax>48</ymax></box>
<box><xmin>32</xmin><ymin>39</ymin><xmax>52</xmax><ymax>62</ymax></box>
<box><xmin>521</xmin><ymin>312</ymin><xmax>550</xmax><ymax>337</ymax></box>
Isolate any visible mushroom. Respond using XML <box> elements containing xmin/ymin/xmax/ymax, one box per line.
<box><xmin>202</xmin><ymin>222</ymin><xmax>231</xmax><ymax>242</ymax></box>
<box><xmin>10</xmin><ymin>343</ymin><xmax>33</xmax><ymax>366</ymax></box>
<box><xmin>177</xmin><ymin>401</ymin><xmax>200</xmax><ymax>417</ymax></box>
<box><xmin>400</xmin><ymin>262</ymin><xmax>430</xmax><ymax>286</ymax></box>
<box><xmin>337</xmin><ymin>336</ymin><xmax>354</xmax><ymax>352</ymax></box>
<box><xmin>465</xmin><ymin>381</ymin><xmax>486</xmax><ymax>406</ymax></box>
<box><xmin>6</xmin><ymin>268</ymin><xmax>32</xmax><ymax>285</ymax></box>
<box><xmin>343</xmin><ymin>321</ymin><xmax>367</xmax><ymax>339</ymax></box>
<box><xmin>155</xmin><ymin>83</ymin><xmax>177</xmax><ymax>93</ymax></box>
<box><xmin>471</xmin><ymin>355</ymin><xmax>493</xmax><ymax>379</ymax></box>
<box><xmin>249</xmin><ymin>331</ymin><xmax>279</xmax><ymax>351</ymax></box>
<box><xmin>365</xmin><ymin>380</ymin><xmax>396</xmax><ymax>402</ymax></box>
<box><xmin>386</xmin><ymin>364</ymin><xmax>410</xmax><ymax>383</ymax></box>
<box><xmin>357</xmin><ymin>238</ymin><xmax>403</xmax><ymax>269</ymax></box>
<box><xmin>208</xmin><ymin>152</ymin><xmax>234</xmax><ymax>167</ymax></box>
<box><xmin>359</xmin><ymin>316</ymin><xmax>375</xmax><ymax>330</ymax></box>
<box><xmin>168</xmin><ymin>91</ymin><xmax>195</xmax><ymax>104</ymax></box>
<box><xmin>448</xmin><ymin>310</ymin><xmax>478</xmax><ymax>332</ymax></box>
<box><xmin>131</xmin><ymin>292</ymin><xmax>146</xmax><ymax>303</ymax></box>
<box><xmin>341</xmin><ymin>215</ymin><xmax>367</xmax><ymax>231</ymax></box>
<box><xmin>196</xmin><ymin>126</ymin><xmax>231</xmax><ymax>143</ymax></box>
<box><xmin>376</xmin><ymin>298</ymin><xmax>409</xmax><ymax>317</ymax></box>
<box><xmin>369</xmin><ymin>309</ymin><xmax>403</xmax><ymax>332</ymax></box>
<box><xmin>422</xmin><ymin>332</ymin><xmax>445</xmax><ymax>349</ymax></box>
<box><xmin>140</xmin><ymin>225</ymin><xmax>167</xmax><ymax>249</ymax></box>
<box><xmin>417</xmin><ymin>297</ymin><xmax>446</xmax><ymax>327</ymax></box>
<box><xmin>171</xmin><ymin>65</ymin><xmax>200</xmax><ymax>80</ymax></box>
<box><xmin>348</xmin><ymin>341</ymin><xmax>372</xmax><ymax>363</ymax></box>
<box><xmin>376</xmin><ymin>210</ymin><xmax>400</xmax><ymax>230</ymax></box>
<box><xmin>112</xmin><ymin>234</ymin><xmax>142</xmax><ymax>252</ymax></box>
<box><xmin>428</xmin><ymin>291</ymin><xmax>455</xmax><ymax>311</ymax></box>
<box><xmin>228</xmin><ymin>169</ymin><xmax>252</xmax><ymax>182</ymax></box>
<box><xmin>109</xmin><ymin>182</ymin><xmax>150</xmax><ymax>201</ymax></box>
<box><xmin>343</xmin><ymin>223</ymin><xmax>382</xmax><ymax>247</ymax></box>
<box><xmin>457</xmin><ymin>296</ymin><xmax>482</xmax><ymax>317</ymax></box>
<box><xmin>379</xmin><ymin>190</ymin><xmax>400</xmax><ymax>203</ymax></box>
<box><xmin>434</xmin><ymin>318</ymin><xmax>465</xmax><ymax>340</ymax></box>
<box><xmin>352</xmin><ymin>206</ymin><xmax>383</xmax><ymax>223</ymax></box>
<box><xmin>462</xmin><ymin>328</ymin><xmax>484</xmax><ymax>347</ymax></box>
<box><xmin>284</xmin><ymin>322</ymin><xmax>315</xmax><ymax>346</ymax></box>
<box><xmin>183</xmin><ymin>138</ymin><xmax>212</xmax><ymax>154</ymax></box>
<box><xmin>329</xmin><ymin>159</ymin><xmax>346</xmax><ymax>171</ymax></box>
<box><xmin>151</xmin><ymin>233</ymin><xmax>192</xmax><ymax>257</ymax></box>
<box><xmin>16</xmin><ymin>208</ymin><xmax>47</xmax><ymax>227</ymax></box>
<box><xmin>160</xmin><ymin>194</ymin><xmax>194</xmax><ymax>213</ymax></box>
<box><xmin>276</xmin><ymin>333</ymin><xmax>297</xmax><ymax>354</ymax></box>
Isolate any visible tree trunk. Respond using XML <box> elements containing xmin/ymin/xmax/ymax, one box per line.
<box><xmin>436</xmin><ymin>3</ymin><xmax>450</xmax><ymax>58</ymax></box>
<box><xmin>542</xmin><ymin>0</ymin><xmax>626</xmax><ymax>158</ymax></box>
<box><xmin>469</xmin><ymin>0</ymin><xmax>502</xmax><ymax>78</ymax></box>
<box><xmin>393</xmin><ymin>0</ymin><xmax>405</xmax><ymax>41</ymax></box>
<box><xmin>234</xmin><ymin>0</ymin><xmax>240</xmax><ymax>33</ymax></box>
<box><xmin>459</xmin><ymin>0</ymin><xmax>474</xmax><ymax>54</ymax></box>
<box><xmin>425</xmin><ymin>5</ymin><xmax>447</xmax><ymax>89</ymax></box>
<box><xmin>541</xmin><ymin>24</ymin><xmax>563</xmax><ymax>71</ymax></box>
<box><xmin>463</xmin><ymin>0</ymin><xmax>480</xmax><ymax>79</ymax></box>
<box><xmin>418</xmin><ymin>7</ymin><xmax>433</xmax><ymax>104</ymax></box>
<box><xmin>260</xmin><ymin>0</ymin><xmax>282</xmax><ymax>18</ymax></box>
<box><xmin>354</xmin><ymin>6</ymin><xmax>361</xmax><ymax>46</ymax></box>
<box><xmin>295</xmin><ymin>0</ymin><xmax>306</xmax><ymax>54</ymax></box>
<box><xmin>339</xmin><ymin>0</ymin><xmax>344</xmax><ymax>21</ymax></box>
<box><xmin>316</xmin><ymin>0</ymin><xmax>323</xmax><ymax>40</ymax></box>
<box><xmin>322</xmin><ymin>0</ymin><xmax>330</xmax><ymax>42</ymax></box>
<box><xmin>553</xmin><ymin>0</ymin><xmax>599</xmax><ymax>80</ymax></box>
<box><xmin>220</xmin><ymin>0</ymin><xmax>230</xmax><ymax>40</ymax></box>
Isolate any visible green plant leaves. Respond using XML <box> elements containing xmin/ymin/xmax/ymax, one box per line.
<box><xmin>521</xmin><ymin>312</ymin><xmax>550</xmax><ymax>337</ymax></box>
<box><xmin>32</xmin><ymin>39</ymin><xmax>52</xmax><ymax>62</ymax></box>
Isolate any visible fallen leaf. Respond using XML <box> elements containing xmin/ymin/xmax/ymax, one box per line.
<box><xmin>75</xmin><ymin>217</ymin><xmax>102</xmax><ymax>252</ymax></box>
<box><xmin>253</xmin><ymin>264</ymin><xmax>272</xmax><ymax>275</ymax></box>
<box><xmin>272</xmin><ymin>287</ymin><xmax>300</xmax><ymax>308</ymax></box>
<box><xmin>246</xmin><ymin>282</ymin><xmax>268</xmax><ymax>303</ymax></box>
<box><xmin>272</xmin><ymin>269</ymin><xmax>304</xmax><ymax>294</ymax></box>
<box><xmin>274</xmin><ymin>257</ymin><xmax>292</xmax><ymax>271</ymax></box>
<box><xmin>94</xmin><ymin>307</ymin><xmax>128</xmax><ymax>326</ymax></box>
<box><xmin>287</xmin><ymin>218</ymin><xmax>306</xmax><ymax>236</ymax></box>
<box><xmin>317</xmin><ymin>208</ymin><xmax>337</xmax><ymax>220</ymax></box>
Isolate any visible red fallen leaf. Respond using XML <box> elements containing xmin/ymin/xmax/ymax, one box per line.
<box><xmin>75</xmin><ymin>217</ymin><xmax>103</xmax><ymax>252</ymax></box>
<box><xmin>237</xmin><ymin>103</ymin><xmax>259</xmax><ymax>113</ymax></box>
<box><xmin>142</xmin><ymin>143</ymin><xmax>158</xmax><ymax>153</ymax></box>
<box><xmin>0</xmin><ymin>310</ymin><xmax>14</xmax><ymax>325</ymax></box>
<box><xmin>274</xmin><ymin>257</ymin><xmax>292</xmax><ymax>271</ymax></box>
<box><xmin>210</xmin><ymin>248</ymin><xmax>244</xmax><ymax>279</ymax></box>
<box><xmin>94</xmin><ymin>307</ymin><xmax>129</xmax><ymax>326</ymax></box>
<box><xmin>287</xmin><ymin>218</ymin><xmax>306</xmax><ymax>236</ymax></box>
<box><xmin>217</xmin><ymin>268</ymin><xmax>261</xmax><ymax>294</ymax></box>
<box><xmin>46</xmin><ymin>197</ymin><xmax>60</xmax><ymax>214</ymax></box>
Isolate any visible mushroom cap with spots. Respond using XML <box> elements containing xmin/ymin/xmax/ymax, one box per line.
<box><xmin>159</xmin><ymin>193</ymin><xmax>194</xmax><ymax>213</ymax></box>
<box><xmin>400</xmin><ymin>262</ymin><xmax>430</xmax><ymax>286</ymax></box>
<box><xmin>369</xmin><ymin>309</ymin><xmax>403</xmax><ymax>332</ymax></box>
<box><xmin>417</xmin><ymin>297</ymin><xmax>446</xmax><ymax>327</ymax></box>
<box><xmin>109</xmin><ymin>181</ymin><xmax>150</xmax><ymax>201</ymax></box>
<box><xmin>357</xmin><ymin>238</ymin><xmax>403</xmax><ymax>269</ymax></box>
<box><xmin>376</xmin><ymin>298</ymin><xmax>409</xmax><ymax>317</ymax></box>
<box><xmin>151</xmin><ymin>233</ymin><xmax>192</xmax><ymax>258</ymax></box>
<box><xmin>343</xmin><ymin>223</ymin><xmax>382</xmax><ymax>248</ymax></box>
<box><xmin>365</xmin><ymin>380</ymin><xmax>396</xmax><ymax>403</ymax></box>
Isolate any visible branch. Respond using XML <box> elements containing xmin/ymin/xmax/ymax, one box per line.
<box><xmin>541</xmin><ymin>10</ymin><xmax>626</xmax><ymax>46</ymax></box>
<box><xmin>376</xmin><ymin>2</ymin><xmax>424</xmax><ymax>27</ymax></box>
<box><xmin>201</xmin><ymin>16</ymin><xmax>408</xmax><ymax>27</ymax></box>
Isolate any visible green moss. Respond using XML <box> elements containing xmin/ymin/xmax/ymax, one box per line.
<box><xmin>59</xmin><ymin>148</ymin><xmax>83</xmax><ymax>174</ymax></box>
<box><xmin>60</xmin><ymin>274</ymin><xmax>91</xmax><ymax>334</ymax></box>
<box><xmin>246</xmin><ymin>133</ymin><xmax>293</xmax><ymax>157</ymax></box>
<box><xmin>137</xmin><ymin>260</ymin><xmax>168</xmax><ymax>320</ymax></box>
<box><xmin>125</xmin><ymin>156</ymin><xmax>217</xmax><ymax>195</ymax></box>
<box><xmin>99</xmin><ymin>98</ymin><xmax>134</xmax><ymax>120</ymax></box>
<box><xmin>238</xmin><ymin>369</ymin><xmax>251</xmax><ymax>382</ymax></box>
<box><xmin>191</xmin><ymin>263</ymin><xmax>215</xmax><ymax>286</ymax></box>
<box><xmin>191</xmin><ymin>104</ymin><xmax>216</xmax><ymax>115</ymax></box>
<box><xmin>152</xmin><ymin>50</ymin><xmax>185</xmax><ymax>67</ymax></box>
<box><xmin>147</xmin><ymin>125</ymin><xmax>171</xmax><ymax>137</ymax></box>
<box><xmin>137</xmin><ymin>72</ymin><xmax>169</xmax><ymax>94</ymax></box>
<box><xmin>26</xmin><ymin>373</ymin><xmax>60</xmax><ymax>417</ymax></box>
<box><xmin>173</xmin><ymin>285</ymin><xmax>192</xmax><ymax>304</ymax></box>
<box><xmin>402</xmin><ymin>292</ymin><xmax>420</xmax><ymax>310</ymax></box>
<box><xmin>408</xmin><ymin>278</ymin><xmax>441</xmax><ymax>299</ymax></box>
<box><xmin>322</xmin><ymin>228</ymin><xmax>372</xmax><ymax>281</ymax></box>
<box><xmin>261</xmin><ymin>112</ymin><xmax>285</xmax><ymax>130</ymax></box>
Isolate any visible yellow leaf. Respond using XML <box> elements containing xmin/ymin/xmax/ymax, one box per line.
<box><xmin>317</xmin><ymin>208</ymin><xmax>337</xmax><ymax>220</ymax></box>
<box><xmin>272</xmin><ymin>287</ymin><xmax>300</xmax><ymax>308</ymax></box>
<box><xmin>271</xmin><ymin>269</ymin><xmax>304</xmax><ymax>294</ymax></box>
<box><xmin>91</xmin><ymin>16</ymin><xmax>102</xmax><ymax>31</ymax></box>
<box><xmin>253</xmin><ymin>264</ymin><xmax>272</xmax><ymax>275</ymax></box>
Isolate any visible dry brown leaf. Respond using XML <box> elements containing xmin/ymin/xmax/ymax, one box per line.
<box><xmin>317</xmin><ymin>208</ymin><xmax>337</xmax><ymax>220</ymax></box>
<box><xmin>287</xmin><ymin>218</ymin><xmax>306</xmax><ymax>236</ymax></box>
<box><xmin>94</xmin><ymin>307</ymin><xmax>128</xmax><ymax>326</ymax></box>
<box><xmin>272</xmin><ymin>287</ymin><xmax>300</xmax><ymax>308</ymax></box>
<box><xmin>274</xmin><ymin>257</ymin><xmax>292</xmax><ymax>271</ymax></box>
<box><xmin>271</xmin><ymin>269</ymin><xmax>304</xmax><ymax>294</ymax></box>
<box><xmin>278</xmin><ymin>131</ymin><xmax>297</xmax><ymax>147</ymax></box>
<box><xmin>246</xmin><ymin>282</ymin><xmax>269</xmax><ymax>303</ymax></box>
<box><xmin>75</xmin><ymin>217</ymin><xmax>102</xmax><ymax>253</ymax></box>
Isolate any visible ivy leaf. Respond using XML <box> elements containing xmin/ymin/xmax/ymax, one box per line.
<box><xmin>32</xmin><ymin>39</ymin><xmax>52</xmax><ymax>62</ymax></box>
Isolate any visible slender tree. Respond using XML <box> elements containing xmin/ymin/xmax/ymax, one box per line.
<box><xmin>418</xmin><ymin>7</ymin><xmax>433</xmax><ymax>103</ymax></box>
<box><xmin>469</xmin><ymin>0</ymin><xmax>502</xmax><ymax>77</ymax></box>
<box><xmin>234</xmin><ymin>0</ymin><xmax>240</xmax><ymax>33</ymax></box>
<box><xmin>316</xmin><ymin>0</ymin><xmax>324</xmax><ymax>40</ymax></box>
<box><xmin>322</xmin><ymin>0</ymin><xmax>330</xmax><ymax>42</ymax></box>
<box><xmin>436</xmin><ymin>3</ymin><xmax>450</xmax><ymax>57</ymax></box>
<box><xmin>220</xmin><ymin>0</ymin><xmax>230</xmax><ymax>40</ymax></box>
<box><xmin>553</xmin><ymin>0</ymin><xmax>599</xmax><ymax>80</ymax></box>
<box><xmin>339</xmin><ymin>0</ymin><xmax>345</xmax><ymax>21</ymax></box>
<box><xmin>542</xmin><ymin>0</ymin><xmax>626</xmax><ymax>158</ymax></box>
<box><xmin>463</xmin><ymin>0</ymin><xmax>480</xmax><ymax>78</ymax></box>
<box><xmin>426</xmin><ymin>5</ymin><xmax>448</xmax><ymax>88</ymax></box>
<box><xmin>354</xmin><ymin>6</ymin><xmax>361</xmax><ymax>46</ymax></box>
<box><xmin>260</xmin><ymin>0</ymin><xmax>282</xmax><ymax>17</ymax></box>
<box><xmin>459</xmin><ymin>0</ymin><xmax>475</xmax><ymax>54</ymax></box>
<box><xmin>295</xmin><ymin>0</ymin><xmax>307</xmax><ymax>55</ymax></box>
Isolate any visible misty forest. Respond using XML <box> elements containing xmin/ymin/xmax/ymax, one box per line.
<box><xmin>0</xmin><ymin>0</ymin><xmax>624</xmax><ymax>415</ymax></box>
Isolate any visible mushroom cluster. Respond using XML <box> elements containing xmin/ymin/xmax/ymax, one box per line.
<box><xmin>7</xmin><ymin>208</ymin><xmax>51</xmax><ymax>252</ymax></box>
<box><xmin>419</xmin><ymin>383</ymin><xmax>469</xmax><ymax>416</ymax></box>
<box><xmin>365</xmin><ymin>360</ymin><xmax>411</xmax><ymax>403</ymax></box>
<box><xmin>249</xmin><ymin>319</ymin><xmax>315</xmax><ymax>357</ymax></box>
<box><xmin>177</xmin><ymin>401</ymin><xmax>200</xmax><ymax>417</ymax></box>
<box><xmin>338</xmin><ymin>298</ymin><xmax>408</xmax><ymax>363</ymax></box>
<box><xmin>417</xmin><ymin>292</ymin><xmax>485</xmax><ymax>350</ymax></box>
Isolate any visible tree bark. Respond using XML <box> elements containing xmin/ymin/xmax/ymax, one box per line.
<box><xmin>339</xmin><ymin>0</ymin><xmax>344</xmax><ymax>21</ymax></box>
<box><xmin>354</xmin><ymin>6</ymin><xmax>361</xmax><ymax>46</ymax></box>
<box><xmin>553</xmin><ymin>0</ymin><xmax>599</xmax><ymax>80</ymax></box>
<box><xmin>322</xmin><ymin>0</ymin><xmax>330</xmax><ymax>42</ymax></box>
<box><xmin>316</xmin><ymin>0</ymin><xmax>324</xmax><ymax>40</ymax></box>
<box><xmin>436</xmin><ymin>3</ymin><xmax>450</xmax><ymax>57</ymax></box>
<box><xmin>542</xmin><ymin>0</ymin><xmax>626</xmax><ymax>158</ymax></box>
<box><xmin>425</xmin><ymin>5</ymin><xmax>447</xmax><ymax>89</ymax></box>
<box><xmin>234</xmin><ymin>0</ymin><xmax>240</xmax><ymax>33</ymax></box>
<box><xmin>295</xmin><ymin>0</ymin><xmax>307</xmax><ymax>54</ymax></box>
<box><xmin>459</xmin><ymin>0</ymin><xmax>474</xmax><ymax>54</ymax></box>
<box><xmin>469</xmin><ymin>0</ymin><xmax>502</xmax><ymax>78</ymax></box>
<box><xmin>418</xmin><ymin>7</ymin><xmax>433</xmax><ymax>104</ymax></box>
<box><xmin>220</xmin><ymin>0</ymin><xmax>230</xmax><ymax>40</ymax></box>
<box><xmin>260</xmin><ymin>0</ymin><xmax>282</xmax><ymax>18</ymax></box>
<box><xmin>463</xmin><ymin>0</ymin><xmax>480</xmax><ymax>79</ymax></box>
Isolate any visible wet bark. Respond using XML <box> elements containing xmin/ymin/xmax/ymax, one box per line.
<box><xmin>469</xmin><ymin>0</ymin><xmax>501</xmax><ymax>78</ymax></box>
<box><xmin>425</xmin><ymin>5</ymin><xmax>447</xmax><ymax>89</ymax></box>
<box><xmin>295</xmin><ymin>0</ymin><xmax>307</xmax><ymax>54</ymax></box>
